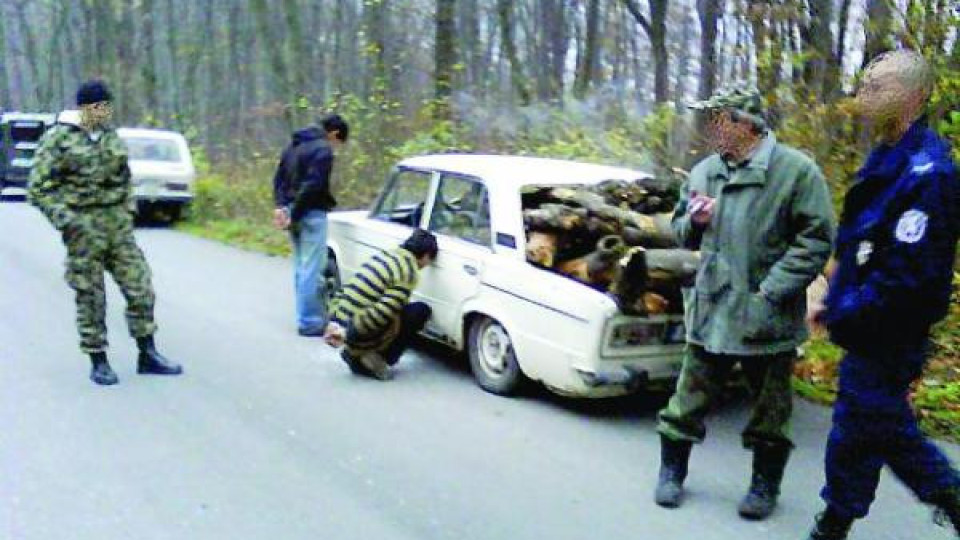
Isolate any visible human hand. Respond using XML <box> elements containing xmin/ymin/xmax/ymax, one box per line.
<box><xmin>806</xmin><ymin>301</ymin><xmax>828</xmax><ymax>335</ymax></box>
<box><xmin>323</xmin><ymin>322</ymin><xmax>346</xmax><ymax>348</ymax></box>
<box><xmin>273</xmin><ymin>208</ymin><xmax>291</xmax><ymax>230</ymax></box>
<box><xmin>688</xmin><ymin>192</ymin><xmax>716</xmax><ymax>227</ymax></box>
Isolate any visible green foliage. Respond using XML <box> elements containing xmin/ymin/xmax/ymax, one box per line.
<box><xmin>776</xmin><ymin>97</ymin><xmax>864</xmax><ymax>212</ymax></box>
<box><xmin>915</xmin><ymin>382</ymin><xmax>960</xmax><ymax>443</ymax></box>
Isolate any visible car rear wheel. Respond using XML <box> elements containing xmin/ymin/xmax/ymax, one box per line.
<box><xmin>468</xmin><ymin>316</ymin><xmax>526</xmax><ymax>396</ymax></box>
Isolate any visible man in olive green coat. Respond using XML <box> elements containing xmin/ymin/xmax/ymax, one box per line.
<box><xmin>653</xmin><ymin>87</ymin><xmax>836</xmax><ymax>520</ymax></box>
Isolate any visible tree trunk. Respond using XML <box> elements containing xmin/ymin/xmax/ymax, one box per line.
<box><xmin>863</xmin><ymin>0</ymin><xmax>893</xmax><ymax>68</ymax></box>
<box><xmin>281</xmin><ymin>0</ymin><xmax>307</xmax><ymax>125</ymax></box>
<box><xmin>574</xmin><ymin>0</ymin><xmax>601</xmax><ymax>99</ymax></box>
<box><xmin>249</xmin><ymin>0</ymin><xmax>293</xmax><ymax>129</ymax></box>
<box><xmin>696</xmin><ymin>0</ymin><xmax>722</xmax><ymax>100</ymax></box>
<box><xmin>623</xmin><ymin>0</ymin><xmax>670</xmax><ymax>103</ymax></box>
<box><xmin>140</xmin><ymin>0</ymin><xmax>159</xmax><ymax>120</ymax></box>
<box><xmin>497</xmin><ymin>0</ymin><xmax>531</xmax><ymax>105</ymax></box>
<box><xmin>0</xmin><ymin>2</ymin><xmax>12</xmax><ymax>107</ymax></box>
<box><xmin>363</xmin><ymin>0</ymin><xmax>389</xmax><ymax>102</ymax></box>
<box><xmin>545</xmin><ymin>0</ymin><xmax>568</xmax><ymax>104</ymax></box>
<box><xmin>435</xmin><ymin>0</ymin><xmax>457</xmax><ymax>105</ymax></box>
<box><xmin>165</xmin><ymin>0</ymin><xmax>182</xmax><ymax>124</ymax></box>
<box><xmin>14</xmin><ymin>2</ymin><xmax>42</xmax><ymax>108</ymax></box>
<box><xmin>801</xmin><ymin>0</ymin><xmax>834</xmax><ymax>98</ymax></box>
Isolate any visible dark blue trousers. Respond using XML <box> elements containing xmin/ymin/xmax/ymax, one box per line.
<box><xmin>821</xmin><ymin>351</ymin><xmax>959</xmax><ymax>518</ymax></box>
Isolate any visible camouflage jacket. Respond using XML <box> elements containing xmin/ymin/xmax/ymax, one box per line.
<box><xmin>28</xmin><ymin>123</ymin><xmax>132</xmax><ymax>230</ymax></box>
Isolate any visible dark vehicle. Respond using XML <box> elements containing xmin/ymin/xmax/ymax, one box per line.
<box><xmin>1</xmin><ymin>113</ymin><xmax>56</xmax><ymax>195</ymax></box>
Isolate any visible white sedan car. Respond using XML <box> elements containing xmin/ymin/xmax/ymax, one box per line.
<box><xmin>327</xmin><ymin>155</ymin><xmax>685</xmax><ymax>398</ymax></box>
<box><xmin>118</xmin><ymin>128</ymin><xmax>195</xmax><ymax>221</ymax></box>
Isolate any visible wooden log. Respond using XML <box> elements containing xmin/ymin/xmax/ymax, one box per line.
<box><xmin>555</xmin><ymin>235</ymin><xmax>627</xmax><ymax>287</ymax></box>
<box><xmin>524</xmin><ymin>204</ymin><xmax>588</xmax><ymax>232</ymax></box>
<box><xmin>526</xmin><ymin>231</ymin><xmax>559</xmax><ymax>268</ymax></box>
<box><xmin>610</xmin><ymin>247</ymin><xmax>700</xmax><ymax>315</ymax></box>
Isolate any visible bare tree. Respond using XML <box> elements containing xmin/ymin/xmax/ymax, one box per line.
<box><xmin>622</xmin><ymin>0</ymin><xmax>670</xmax><ymax>103</ymax></box>
<box><xmin>435</xmin><ymin>0</ymin><xmax>458</xmax><ymax>103</ymax></box>
<box><xmin>497</xmin><ymin>0</ymin><xmax>532</xmax><ymax>105</ymax></box>
<box><xmin>574</xmin><ymin>0</ymin><xmax>602</xmax><ymax>99</ymax></box>
<box><xmin>696</xmin><ymin>0</ymin><xmax>723</xmax><ymax>100</ymax></box>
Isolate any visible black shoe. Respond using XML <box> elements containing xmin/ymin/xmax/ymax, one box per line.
<box><xmin>654</xmin><ymin>435</ymin><xmax>692</xmax><ymax>508</ymax></box>
<box><xmin>340</xmin><ymin>349</ymin><xmax>372</xmax><ymax>377</ymax></box>
<box><xmin>932</xmin><ymin>488</ymin><xmax>960</xmax><ymax>534</ymax></box>
<box><xmin>136</xmin><ymin>335</ymin><xmax>183</xmax><ymax>375</ymax></box>
<box><xmin>738</xmin><ymin>444</ymin><xmax>790</xmax><ymax>520</ymax></box>
<box><xmin>89</xmin><ymin>352</ymin><xmax>119</xmax><ymax>385</ymax></box>
<box><xmin>806</xmin><ymin>507</ymin><xmax>854</xmax><ymax>540</ymax></box>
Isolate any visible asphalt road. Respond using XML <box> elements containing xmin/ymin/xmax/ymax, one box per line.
<box><xmin>1</xmin><ymin>201</ymin><xmax>956</xmax><ymax>540</ymax></box>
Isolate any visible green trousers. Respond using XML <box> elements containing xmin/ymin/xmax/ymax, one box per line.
<box><xmin>63</xmin><ymin>206</ymin><xmax>157</xmax><ymax>353</ymax></box>
<box><xmin>657</xmin><ymin>344</ymin><xmax>796</xmax><ymax>449</ymax></box>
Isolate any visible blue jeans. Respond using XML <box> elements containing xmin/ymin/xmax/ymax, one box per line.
<box><xmin>290</xmin><ymin>210</ymin><xmax>328</xmax><ymax>333</ymax></box>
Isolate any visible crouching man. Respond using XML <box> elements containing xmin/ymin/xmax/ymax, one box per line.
<box><xmin>323</xmin><ymin>229</ymin><xmax>438</xmax><ymax>380</ymax></box>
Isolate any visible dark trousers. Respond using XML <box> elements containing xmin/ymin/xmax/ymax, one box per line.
<box><xmin>821</xmin><ymin>350</ymin><xmax>959</xmax><ymax>518</ymax></box>
<box><xmin>382</xmin><ymin>302</ymin><xmax>431</xmax><ymax>365</ymax></box>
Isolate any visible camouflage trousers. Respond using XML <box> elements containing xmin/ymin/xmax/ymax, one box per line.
<box><xmin>657</xmin><ymin>345</ymin><xmax>796</xmax><ymax>449</ymax></box>
<box><xmin>62</xmin><ymin>206</ymin><xmax>157</xmax><ymax>353</ymax></box>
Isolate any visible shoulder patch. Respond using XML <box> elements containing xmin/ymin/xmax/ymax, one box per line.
<box><xmin>912</xmin><ymin>162</ymin><xmax>935</xmax><ymax>175</ymax></box>
<box><xmin>894</xmin><ymin>209</ymin><xmax>928</xmax><ymax>244</ymax></box>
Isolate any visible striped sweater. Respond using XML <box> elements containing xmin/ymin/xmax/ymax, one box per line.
<box><xmin>329</xmin><ymin>247</ymin><xmax>420</xmax><ymax>353</ymax></box>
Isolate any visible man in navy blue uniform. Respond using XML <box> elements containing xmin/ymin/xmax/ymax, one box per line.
<box><xmin>805</xmin><ymin>50</ymin><xmax>960</xmax><ymax>539</ymax></box>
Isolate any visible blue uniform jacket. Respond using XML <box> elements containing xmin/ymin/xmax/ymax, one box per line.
<box><xmin>825</xmin><ymin>119</ymin><xmax>959</xmax><ymax>357</ymax></box>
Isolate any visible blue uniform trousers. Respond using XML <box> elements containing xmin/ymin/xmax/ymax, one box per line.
<box><xmin>821</xmin><ymin>350</ymin><xmax>959</xmax><ymax>518</ymax></box>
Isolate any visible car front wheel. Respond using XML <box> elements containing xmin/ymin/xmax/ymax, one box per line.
<box><xmin>467</xmin><ymin>316</ymin><xmax>526</xmax><ymax>396</ymax></box>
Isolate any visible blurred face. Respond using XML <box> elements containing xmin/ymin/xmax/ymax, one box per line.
<box><xmin>705</xmin><ymin>109</ymin><xmax>756</xmax><ymax>159</ymax></box>
<box><xmin>855</xmin><ymin>60</ymin><xmax>924</xmax><ymax>143</ymax></box>
<box><xmin>326</xmin><ymin>130</ymin><xmax>345</xmax><ymax>149</ymax></box>
<box><xmin>80</xmin><ymin>101</ymin><xmax>113</xmax><ymax>128</ymax></box>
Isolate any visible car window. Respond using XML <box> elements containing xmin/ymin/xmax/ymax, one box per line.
<box><xmin>428</xmin><ymin>174</ymin><xmax>491</xmax><ymax>246</ymax></box>
<box><xmin>371</xmin><ymin>168</ymin><xmax>433</xmax><ymax>227</ymax></box>
<box><xmin>123</xmin><ymin>137</ymin><xmax>182</xmax><ymax>163</ymax></box>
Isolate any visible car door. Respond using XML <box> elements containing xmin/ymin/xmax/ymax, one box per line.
<box><xmin>341</xmin><ymin>167</ymin><xmax>436</xmax><ymax>279</ymax></box>
<box><xmin>416</xmin><ymin>173</ymin><xmax>492</xmax><ymax>345</ymax></box>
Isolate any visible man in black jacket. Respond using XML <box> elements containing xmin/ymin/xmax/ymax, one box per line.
<box><xmin>272</xmin><ymin>114</ymin><xmax>349</xmax><ymax>336</ymax></box>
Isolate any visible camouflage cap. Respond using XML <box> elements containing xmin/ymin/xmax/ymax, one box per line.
<box><xmin>687</xmin><ymin>86</ymin><xmax>767</xmax><ymax>125</ymax></box>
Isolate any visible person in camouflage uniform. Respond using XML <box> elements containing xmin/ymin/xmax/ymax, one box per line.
<box><xmin>28</xmin><ymin>80</ymin><xmax>182</xmax><ymax>385</ymax></box>
<box><xmin>653</xmin><ymin>86</ymin><xmax>836</xmax><ymax>520</ymax></box>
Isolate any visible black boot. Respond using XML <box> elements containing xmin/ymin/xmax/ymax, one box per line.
<box><xmin>136</xmin><ymin>335</ymin><xmax>183</xmax><ymax>375</ymax></box>
<box><xmin>654</xmin><ymin>435</ymin><xmax>692</xmax><ymax>508</ymax></box>
<box><xmin>738</xmin><ymin>444</ymin><xmax>790</xmax><ymax>520</ymax></box>
<box><xmin>806</xmin><ymin>507</ymin><xmax>854</xmax><ymax>540</ymax></box>
<box><xmin>89</xmin><ymin>352</ymin><xmax>119</xmax><ymax>385</ymax></box>
<box><xmin>932</xmin><ymin>488</ymin><xmax>960</xmax><ymax>534</ymax></box>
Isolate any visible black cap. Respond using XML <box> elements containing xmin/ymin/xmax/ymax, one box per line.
<box><xmin>76</xmin><ymin>80</ymin><xmax>113</xmax><ymax>106</ymax></box>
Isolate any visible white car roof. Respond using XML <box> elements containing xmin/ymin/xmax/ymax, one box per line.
<box><xmin>117</xmin><ymin>128</ymin><xmax>188</xmax><ymax>141</ymax></box>
<box><xmin>2</xmin><ymin>112</ymin><xmax>56</xmax><ymax>123</ymax></box>
<box><xmin>398</xmin><ymin>154</ymin><xmax>652</xmax><ymax>188</ymax></box>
